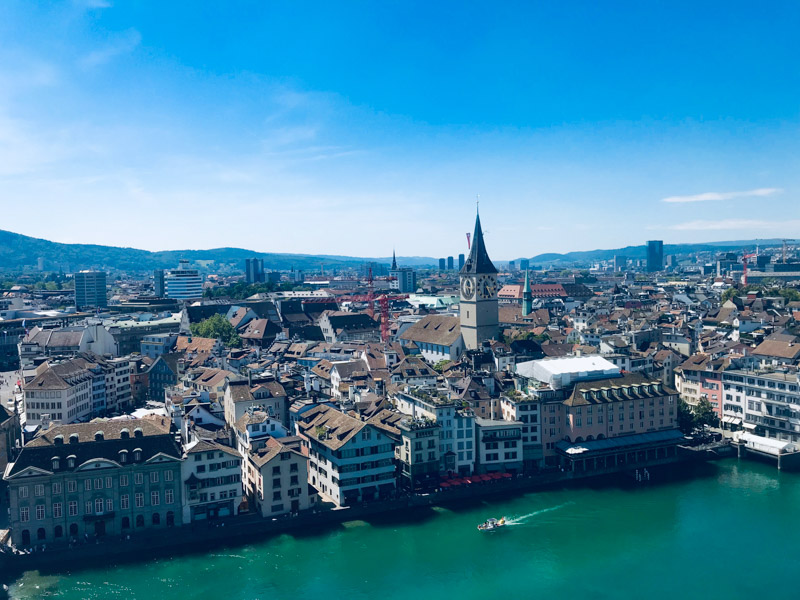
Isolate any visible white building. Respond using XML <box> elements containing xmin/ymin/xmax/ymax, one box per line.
<box><xmin>22</xmin><ymin>360</ymin><xmax>94</xmax><ymax>427</ymax></box>
<box><xmin>233</xmin><ymin>410</ymin><xmax>288</xmax><ymax>456</ymax></box>
<box><xmin>500</xmin><ymin>394</ymin><xmax>543</xmax><ymax>470</ymax></box>
<box><xmin>722</xmin><ymin>369</ymin><xmax>800</xmax><ymax>441</ymax></box>
<box><xmin>516</xmin><ymin>355</ymin><xmax>620</xmax><ymax>390</ymax></box>
<box><xmin>399</xmin><ymin>315</ymin><xmax>465</xmax><ymax>363</ymax></box>
<box><xmin>242</xmin><ymin>436</ymin><xmax>314</xmax><ymax>517</ymax></box>
<box><xmin>164</xmin><ymin>260</ymin><xmax>203</xmax><ymax>299</ymax></box>
<box><xmin>181</xmin><ymin>440</ymin><xmax>243</xmax><ymax>522</ymax></box>
<box><xmin>297</xmin><ymin>405</ymin><xmax>397</xmax><ymax>506</ymax></box>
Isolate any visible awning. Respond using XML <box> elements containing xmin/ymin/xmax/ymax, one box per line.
<box><xmin>743</xmin><ymin>422</ymin><xmax>758</xmax><ymax>430</ymax></box>
<box><xmin>722</xmin><ymin>416</ymin><xmax>742</xmax><ymax>425</ymax></box>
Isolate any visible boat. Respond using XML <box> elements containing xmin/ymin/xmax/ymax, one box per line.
<box><xmin>477</xmin><ymin>517</ymin><xmax>506</xmax><ymax>532</ymax></box>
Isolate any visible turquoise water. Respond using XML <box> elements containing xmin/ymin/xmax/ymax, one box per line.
<box><xmin>7</xmin><ymin>460</ymin><xmax>795</xmax><ymax>600</ymax></box>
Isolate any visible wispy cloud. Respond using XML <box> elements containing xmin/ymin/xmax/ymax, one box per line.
<box><xmin>661</xmin><ymin>187</ymin><xmax>782</xmax><ymax>203</ymax></box>
<box><xmin>662</xmin><ymin>219</ymin><xmax>800</xmax><ymax>231</ymax></box>
<box><xmin>79</xmin><ymin>29</ymin><xmax>141</xmax><ymax>68</ymax></box>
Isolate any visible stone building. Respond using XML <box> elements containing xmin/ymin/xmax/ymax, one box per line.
<box><xmin>4</xmin><ymin>417</ymin><xmax>182</xmax><ymax>548</ymax></box>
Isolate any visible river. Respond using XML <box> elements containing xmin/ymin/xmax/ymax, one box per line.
<box><xmin>5</xmin><ymin>459</ymin><xmax>794</xmax><ymax>599</ymax></box>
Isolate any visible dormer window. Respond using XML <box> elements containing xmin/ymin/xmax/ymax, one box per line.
<box><xmin>134</xmin><ymin>428</ymin><xmax>143</xmax><ymax>438</ymax></box>
<box><xmin>69</xmin><ymin>433</ymin><xmax>79</xmax><ymax>444</ymax></box>
<box><xmin>94</xmin><ymin>431</ymin><xmax>104</xmax><ymax>442</ymax></box>
<box><xmin>119</xmin><ymin>450</ymin><xmax>128</xmax><ymax>464</ymax></box>
<box><xmin>133</xmin><ymin>449</ymin><xmax>142</xmax><ymax>462</ymax></box>
<box><xmin>67</xmin><ymin>455</ymin><xmax>76</xmax><ymax>469</ymax></box>
<box><xmin>51</xmin><ymin>457</ymin><xmax>60</xmax><ymax>470</ymax></box>
<box><xmin>120</xmin><ymin>429</ymin><xmax>130</xmax><ymax>440</ymax></box>
<box><xmin>53</xmin><ymin>435</ymin><xmax>64</xmax><ymax>446</ymax></box>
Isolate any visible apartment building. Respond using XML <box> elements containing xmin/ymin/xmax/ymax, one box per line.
<box><xmin>4</xmin><ymin>417</ymin><xmax>182</xmax><ymax>549</ymax></box>
<box><xmin>722</xmin><ymin>369</ymin><xmax>800</xmax><ymax>442</ymax></box>
<box><xmin>242</xmin><ymin>436</ymin><xmax>313</xmax><ymax>518</ymax></box>
<box><xmin>181</xmin><ymin>439</ymin><xmax>243</xmax><ymax>522</ymax></box>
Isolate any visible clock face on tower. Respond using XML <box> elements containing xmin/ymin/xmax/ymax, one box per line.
<box><xmin>477</xmin><ymin>275</ymin><xmax>497</xmax><ymax>299</ymax></box>
<box><xmin>461</xmin><ymin>277</ymin><xmax>475</xmax><ymax>300</ymax></box>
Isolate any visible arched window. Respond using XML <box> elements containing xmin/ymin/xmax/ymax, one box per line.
<box><xmin>119</xmin><ymin>450</ymin><xmax>128</xmax><ymax>464</ymax></box>
<box><xmin>51</xmin><ymin>456</ymin><xmax>60</xmax><ymax>470</ymax></box>
<box><xmin>121</xmin><ymin>517</ymin><xmax>130</xmax><ymax>529</ymax></box>
<box><xmin>136</xmin><ymin>515</ymin><xmax>144</xmax><ymax>527</ymax></box>
<box><xmin>37</xmin><ymin>528</ymin><xmax>46</xmax><ymax>541</ymax></box>
<box><xmin>67</xmin><ymin>455</ymin><xmax>76</xmax><ymax>469</ymax></box>
<box><xmin>54</xmin><ymin>525</ymin><xmax>63</xmax><ymax>538</ymax></box>
<box><xmin>69</xmin><ymin>523</ymin><xmax>78</xmax><ymax>537</ymax></box>
<box><xmin>95</xmin><ymin>498</ymin><xmax>104</xmax><ymax>514</ymax></box>
<box><xmin>152</xmin><ymin>513</ymin><xmax>160</xmax><ymax>525</ymax></box>
<box><xmin>133</xmin><ymin>448</ymin><xmax>142</xmax><ymax>462</ymax></box>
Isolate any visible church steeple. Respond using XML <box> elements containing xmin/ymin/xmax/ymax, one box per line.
<box><xmin>460</xmin><ymin>212</ymin><xmax>497</xmax><ymax>275</ymax></box>
<box><xmin>522</xmin><ymin>270</ymin><xmax>532</xmax><ymax>316</ymax></box>
<box><xmin>391</xmin><ymin>249</ymin><xmax>397</xmax><ymax>271</ymax></box>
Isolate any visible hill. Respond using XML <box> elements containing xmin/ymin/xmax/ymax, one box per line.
<box><xmin>0</xmin><ymin>230</ymin><xmax>438</xmax><ymax>273</ymax></box>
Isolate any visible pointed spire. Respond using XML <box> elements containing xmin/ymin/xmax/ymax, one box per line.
<box><xmin>391</xmin><ymin>249</ymin><xmax>397</xmax><ymax>271</ymax></box>
<box><xmin>522</xmin><ymin>270</ymin><xmax>533</xmax><ymax>316</ymax></box>
<box><xmin>523</xmin><ymin>269</ymin><xmax>531</xmax><ymax>293</ymax></box>
<box><xmin>460</xmin><ymin>211</ymin><xmax>497</xmax><ymax>275</ymax></box>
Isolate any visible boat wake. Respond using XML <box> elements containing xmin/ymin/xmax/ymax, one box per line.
<box><xmin>505</xmin><ymin>502</ymin><xmax>573</xmax><ymax>525</ymax></box>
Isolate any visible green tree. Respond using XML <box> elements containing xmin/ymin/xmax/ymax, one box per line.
<box><xmin>693</xmin><ymin>397</ymin><xmax>719</xmax><ymax>429</ymax></box>
<box><xmin>190</xmin><ymin>313</ymin><xmax>241</xmax><ymax>348</ymax></box>
<box><xmin>721</xmin><ymin>287</ymin><xmax>738</xmax><ymax>303</ymax></box>
<box><xmin>677</xmin><ymin>398</ymin><xmax>695</xmax><ymax>434</ymax></box>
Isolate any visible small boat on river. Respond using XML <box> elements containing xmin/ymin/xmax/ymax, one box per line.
<box><xmin>477</xmin><ymin>517</ymin><xmax>506</xmax><ymax>532</ymax></box>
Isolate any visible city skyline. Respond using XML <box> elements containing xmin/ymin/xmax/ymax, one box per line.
<box><xmin>1</xmin><ymin>1</ymin><xmax>799</xmax><ymax>256</ymax></box>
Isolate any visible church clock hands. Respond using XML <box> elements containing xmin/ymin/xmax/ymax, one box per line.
<box><xmin>477</xmin><ymin>275</ymin><xmax>496</xmax><ymax>299</ymax></box>
<box><xmin>461</xmin><ymin>277</ymin><xmax>475</xmax><ymax>300</ymax></box>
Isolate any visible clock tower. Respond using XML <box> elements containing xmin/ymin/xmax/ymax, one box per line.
<box><xmin>459</xmin><ymin>211</ymin><xmax>499</xmax><ymax>350</ymax></box>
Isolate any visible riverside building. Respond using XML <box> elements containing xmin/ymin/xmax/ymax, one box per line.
<box><xmin>4</xmin><ymin>417</ymin><xmax>182</xmax><ymax>549</ymax></box>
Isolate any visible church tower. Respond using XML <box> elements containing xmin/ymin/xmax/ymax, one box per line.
<box><xmin>522</xmin><ymin>270</ymin><xmax>533</xmax><ymax>316</ymax></box>
<box><xmin>459</xmin><ymin>211</ymin><xmax>499</xmax><ymax>349</ymax></box>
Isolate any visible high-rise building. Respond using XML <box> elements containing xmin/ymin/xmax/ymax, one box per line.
<box><xmin>519</xmin><ymin>258</ymin><xmax>530</xmax><ymax>271</ymax></box>
<box><xmin>389</xmin><ymin>250</ymin><xmax>418</xmax><ymax>293</ymax></box>
<box><xmin>509</xmin><ymin>260</ymin><xmax>516</xmax><ymax>271</ymax></box>
<box><xmin>447</xmin><ymin>256</ymin><xmax>454</xmax><ymax>270</ymax></box>
<box><xmin>458</xmin><ymin>254</ymin><xmax>465</xmax><ymax>270</ymax></box>
<box><xmin>164</xmin><ymin>260</ymin><xmax>203</xmax><ymax>299</ymax></box>
<box><xmin>154</xmin><ymin>269</ymin><xmax>165</xmax><ymax>297</ymax></box>
<box><xmin>647</xmin><ymin>241</ymin><xmax>664</xmax><ymax>272</ymax></box>
<box><xmin>245</xmin><ymin>258</ymin><xmax>265</xmax><ymax>284</ymax></box>
<box><xmin>459</xmin><ymin>212</ymin><xmax>499</xmax><ymax>350</ymax></box>
<box><xmin>613</xmin><ymin>255</ymin><xmax>627</xmax><ymax>272</ymax></box>
<box><xmin>74</xmin><ymin>271</ymin><xmax>108</xmax><ymax>311</ymax></box>
<box><xmin>439</xmin><ymin>258</ymin><xmax>446</xmax><ymax>271</ymax></box>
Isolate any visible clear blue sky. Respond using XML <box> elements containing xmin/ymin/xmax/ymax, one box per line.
<box><xmin>1</xmin><ymin>1</ymin><xmax>799</xmax><ymax>259</ymax></box>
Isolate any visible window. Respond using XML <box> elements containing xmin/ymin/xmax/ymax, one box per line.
<box><xmin>52</xmin><ymin>482</ymin><xmax>62</xmax><ymax>495</ymax></box>
<box><xmin>151</xmin><ymin>491</ymin><xmax>160</xmax><ymax>506</ymax></box>
<box><xmin>150</xmin><ymin>472</ymin><xmax>159</xmax><ymax>483</ymax></box>
<box><xmin>36</xmin><ymin>505</ymin><xmax>45</xmax><ymax>520</ymax></box>
<box><xmin>135</xmin><ymin>493</ymin><xmax>144</xmax><ymax>508</ymax></box>
<box><xmin>85</xmin><ymin>501</ymin><xmax>93</xmax><ymax>514</ymax></box>
<box><xmin>165</xmin><ymin>489</ymin><xmax>174</xmax><ymax>504</ymax></box>
<box><xmin>121</xmin><ymin>495</ymin><xmax>130</xmax><ymax>509</ymax></box>
<box><xmin>94</xmin><ymin>478</ymin><xmax>103</xmax><ymax>490</ymax></box>
<box><xmin>18</xmin><ymin>486</ymin><xmax>29</xmax><ymax>499</ymax></box>
<box><xmin>20</xmin><ymin>507</ymin><xmax>29</xmax><ymax>522</ymax></box>
<box><xmin>135</xmin><ymin>473</ymin><xmax>143</xmax><ymax>485</ymax></box>
<box><xmin>53</xmin><ymin>502</ymin><xmax>62</xmax><ymax>518</ymax></box>
<box><xmin>95</xmin><ymin>499</ymin><xmax>104</xmax><ymax>514</ymax></box>
<box><xmin>120</xmin><ymin>474</ymin><xmax>129</xmax><ymax>486</ymax></box>
<box><xmin>106</xmin><ymin>477</ymin><xmax>113</xmax><ymax>488</ymax></box>
<box><xmin>67</xmin><ymin>481</ymin><xmax>77</xmax><ymax>493</ymax></box>
<box><xmin>106</xmin><ymin>499</ymin><xmax>113</xmax><ymax>512</ymax></box>
<box><xmin>273</xmin><ymin>478</ymin><xmax>281</xmax><ymax>488</ymax></box>
<box><xmin>164</xmin><ymin>470</ymin><xmax>173</xmax><ymax>482</ymax></box>
<box><xmin>68</xmin><ymin>501</ymin><xmax>77</xmax><ymax>517</ymax></box>
<box><xmin>272</xmin><ymin>466</ymin><xmax>281</xmax><ymax>476</ymax></box>
<box><xmin>34</xmin><ymin>484</ymin><xmax>44</xmax><ymax>497</ymax></box>
<box><xmin>84</xmin><ymin>480</ymin><xmax>92</xmax><ymax>491</ymax></box>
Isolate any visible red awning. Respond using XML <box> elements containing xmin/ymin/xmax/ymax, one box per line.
<box><xmin>440</xmin><ymin>482</ymin><xmax>450</xmax><ymax>488</ymax></box>
<box><xmin>501</xmin><ymin>473</ymin><xmax>512</xmax><ymax>478</ymax></box>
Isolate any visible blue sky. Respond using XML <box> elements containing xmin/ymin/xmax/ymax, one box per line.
<box><xmin>1</xmin><ymin>1</ymin><xmax>799</xmax><ymax>259</ymax></box>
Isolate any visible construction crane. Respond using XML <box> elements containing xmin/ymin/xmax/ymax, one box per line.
<box><xmin>307</xmin><ymin>290</ymin><xmax>409</xmax><ymax>342</ymax></box>
<box><xmin>782</xmin><ymin>239</ymin><xmax>794</xmax><ymax>263</ymax></box>
<box><xmin>742</xmin><ymin>252</ymin><xmax>757</xmax><ymax>286</ymax></box>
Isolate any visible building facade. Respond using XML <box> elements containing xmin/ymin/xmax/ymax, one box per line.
<box><xmin>460</xmin><ymin>213</ymin><xmax>499</xmax><ymax>350</ymax></box>
<box><xmin>4</xmin><ymin>418</ymin><xmax>182</xmax><ymax>549</ymax></box>
<box><xmin>74</xmin><ymin>271</ymin><xmax>108</xmax><ymax>311</ymax></box>
<box><xmin>164</xmin><ymin>260</ymin><xmax>203</xmax><ymax>299</ymax></box>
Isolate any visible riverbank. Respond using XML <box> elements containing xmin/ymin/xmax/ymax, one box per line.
<box><xmin>0</xmin><ymin>447</ymin><xmax>717</xmax><ymax>580</ymax></box>
<box><xmin>8</xmin><ymin>458</ymin><xmax>794</xmax><ymax>600</ymax></box>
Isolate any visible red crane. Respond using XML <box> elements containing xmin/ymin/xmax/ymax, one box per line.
<box><xmin>308</xmin><ymin>292</ymin><xmax>409</xmax><ymax>342</ymax></box>
<box><xmin>742</xmin><ymin>252</ymin><xmax>757</xmax><ymax>286</ymax></box>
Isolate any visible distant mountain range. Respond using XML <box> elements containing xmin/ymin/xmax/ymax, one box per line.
<box><xmin>517</xmin><ymin>239</ymin><xmax>784</xmax><ymax>267</ymax></box>
<box><xmin>0</xmin><ymin>229</ymin><xmax>783</xmax><ymax>274</ymax></box>
<box><xmin>0</xmin><ymin>230</ymin><xmax>436</xmax><ymax>273</ymax></box>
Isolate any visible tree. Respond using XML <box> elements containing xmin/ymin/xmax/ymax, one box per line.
<box><xmin>190</xmin><ymin>313</ymin><xmax>241</xmax><ymax>348</ymax></box>
<box><xmin>693</xmin><ymin>397</ymin><xmax>719</xmax><ymax>429</ymax></box>
<box><xmin>677</xmin><ymin>399</ymin><xmax>695</xmax><ymax>434</ymax></box>
<box><xmin>721</xmin><ymin>287</ymin><xmax>738</xmax><ymax>303</ymax></box>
